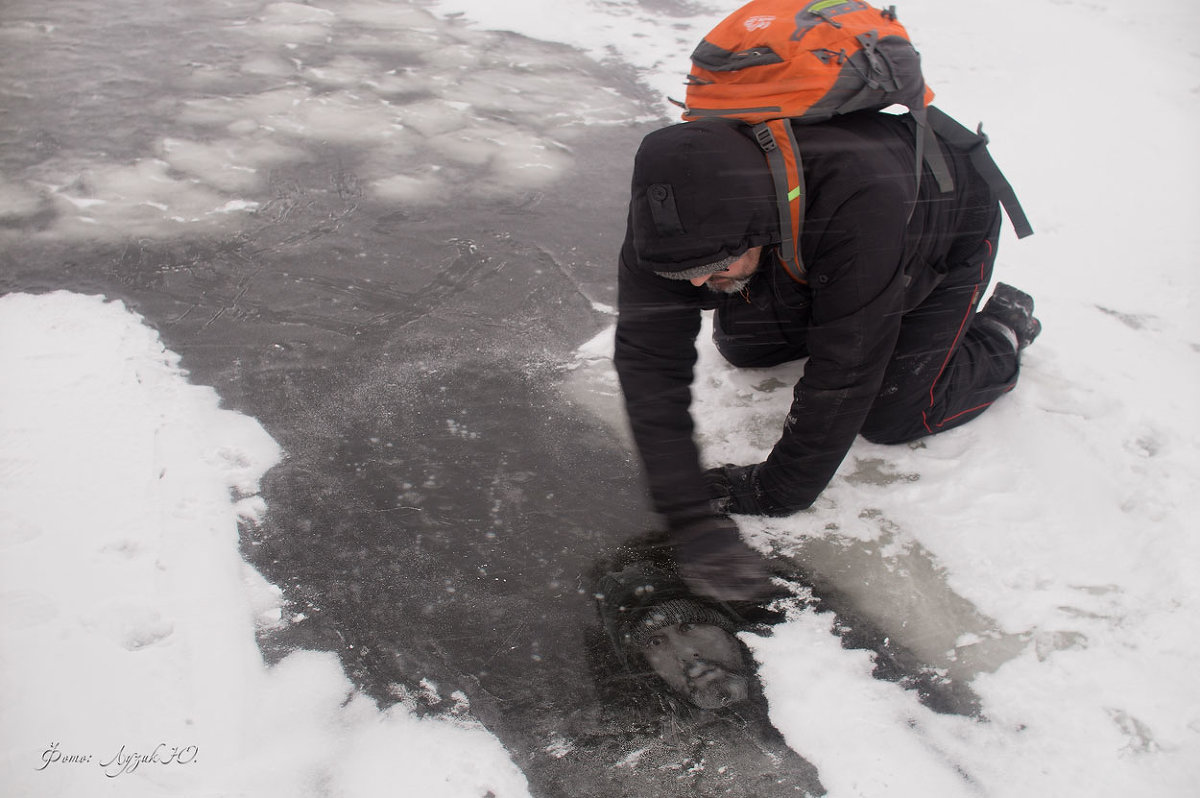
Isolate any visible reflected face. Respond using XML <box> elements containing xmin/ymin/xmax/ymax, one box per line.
<box><xmin>690</xmin><ymin>247</ymin><xmax>763</xmax><ymax>294</ymax></box>
<box><xmin>639</xmin><ymin>623</ymin><xmax>750</xmax><ymax>709</ymax></box>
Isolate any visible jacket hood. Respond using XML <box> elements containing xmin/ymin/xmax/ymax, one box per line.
<box><xmin>626</xmin><ymin>118</ymin><xmax>779</xmax><ymax>277</ymax></box>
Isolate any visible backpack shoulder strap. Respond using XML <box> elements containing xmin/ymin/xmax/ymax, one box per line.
<box><xmin>910</xmin><ymin>106</ymin><xmax>955</xmax><ymax>196</ymax></box>
<box><xmin>926</xmin><ymin>106</ymin><xmax>1034</xmax><ymax>239</ymax></box>
<box><xmin>752</xmin><ymin>112</ymin><xmax>946</xmax><ymax>282</ymax></box>
<box><xmin>751</xmin><ymin>118</ymin><xmax>808</xmax><ymax>284</ymax></box>
<box><xmin>749</xmin><ymin>106</ymin><xmax>1032</xmax><ymax>286</ymax></box>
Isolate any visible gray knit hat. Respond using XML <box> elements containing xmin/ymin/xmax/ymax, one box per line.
<box><xmin>654</xmin><ymin>254</ymin><xmax>738</xmax><ymax>281</ymax></box>
<box><xmin>624</xmin><ymin>598</ymin><xmax>739</xmax><ymax>650</ymax></box>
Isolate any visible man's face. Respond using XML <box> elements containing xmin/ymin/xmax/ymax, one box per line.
<box><xmin>639</xmin><ymin>622</ymin><xmax>750</xmax><ymax>709</ymax></box>
<box><xmin>690</xmin><ymin>246</ymin><xmax>763</xmax><ymax>294</ymax></box>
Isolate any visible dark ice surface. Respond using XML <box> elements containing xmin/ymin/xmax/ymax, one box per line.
<box><xmin>0</xmin><ymin>0</ymin><xmax>827</xmax><ymax>793</ymax></box>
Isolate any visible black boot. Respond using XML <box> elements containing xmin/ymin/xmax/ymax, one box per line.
<box><xmin>978</xmin><ymin>283</ymin><xmax>1041</xmax><ymax>349</ymax></box>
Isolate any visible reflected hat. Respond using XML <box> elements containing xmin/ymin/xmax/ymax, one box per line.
<box><xmin>624</xmin><ymin>598</ymin><xmax>739</xmax><ymax>650</ymax></box>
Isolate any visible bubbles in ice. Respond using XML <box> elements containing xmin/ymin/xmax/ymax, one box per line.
<box><xmin>446</xmin><ymin>419</ymin><xmax>480</xmax><ymax>440</ymax></box>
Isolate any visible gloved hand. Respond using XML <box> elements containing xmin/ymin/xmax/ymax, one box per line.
<box><xmin>704</xmin><ymin>463</ymin><xmax>788</xmax><ymax>516</ymax></box>
<box><xmin>667</xmin><ymin>515</ymin><xmax>773</xmax><ymax>602</ymax></box>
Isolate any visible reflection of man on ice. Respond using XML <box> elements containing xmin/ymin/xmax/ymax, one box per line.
<box><xmin>593</xmin><ymin>554</ymin><xmax>759</xmax><ymax>711</ymax></box>
<box><xmin>583</xmin><ymin>535</ymin><xmax>823</xmax><ymax>793</ymax></box>
<box><xmin>614</xmin><ymin>113</ymin><xmax>1040</xmax><ymax>601</ymax></box>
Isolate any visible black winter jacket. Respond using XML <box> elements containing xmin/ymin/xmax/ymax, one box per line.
<box><xmin>614</xmin><ymin>111</ymin><xmax>997</xmax><ymax>523</ymax></box>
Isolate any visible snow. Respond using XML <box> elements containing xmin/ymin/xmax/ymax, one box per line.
<box><xmin>0</xmin><ymin>293</ymin><xmax>532</xmax><ymax>798</ymax></box>
<box><xmin>3</xmin><ymin>0</ymin><xmax>1200</xmax><ymax>796</ymax></box>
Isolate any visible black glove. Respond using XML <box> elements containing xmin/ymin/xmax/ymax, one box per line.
<box><xmin>667</xmin><ymin>515</ymin><xmax>773</xmax><ymax>602</ymax></box>
<box><xmin>704</xmin><ymin>463</ymin><xmax>788</xmax><ymax>516</ymax></box>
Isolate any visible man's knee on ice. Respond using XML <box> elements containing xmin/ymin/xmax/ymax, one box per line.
<box><xmin>859</xmin><ymin>411</ymin><xmax>929</xmax><ymax>446</ymax></box>
<box><xmin>714</xmin><ymin>339</ymin><xmax>801</xmax><ymax>369</ymax></box>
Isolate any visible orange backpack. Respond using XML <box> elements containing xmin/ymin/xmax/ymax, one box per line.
<box><xmin>675</xmin><ymin>0</ymin><xmax>1031</xmax><ymax>283</ymax></box>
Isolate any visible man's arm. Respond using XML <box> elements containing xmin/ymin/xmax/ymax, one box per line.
<box><xmin>614</xmin><ymin>248</ymin><xmax>775</xmax><ymax>601</ymax></box>
<box><xmin>613</xmin><ymin>248</ymin><xmax>710</xmax><ymax>523</ymax></box>
<box><xmin>754</xmin><ymin>185</ymin><xmax>911</xmax><ymax>513</ymax></box>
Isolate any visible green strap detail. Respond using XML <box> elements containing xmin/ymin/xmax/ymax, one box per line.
<box><xmin>808</xmin><ymin>0</ymin><xmax>849</xmax><ymax>14</ymax></box>
<box><xmin>752</xmin><ymin>120</ymin><xmax>807</xmax><ymax>284</ymax></box>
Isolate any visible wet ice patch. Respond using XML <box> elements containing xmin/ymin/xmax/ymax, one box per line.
<box><xmin>8</xmin><ymin>0</ymin><xmax>647</xmax><ymax>241</ymax></box>
<box><xmin>239</xmin><ymin>51</ymin><xmax>297</xmax><ymax>77</ymax></box>
<box><xmin>0</xmin><ymin>177</ymin><xmax>50</xmax><ymax>226</ymax></box>
<box><xmin>160</xmin><ymin>136</ymin><xmax>307</xmax><ymax>193</ymax></box>
<box><xmin>561</xmin><ymin>323</ymin><xmax>630</xmax><ymax>444</ymax></box>
<box><xmin>844</xmin><ymin>456</ymin><xmax>920</xmax><ymax>487</ymax></box>
<box><xmin>244</xmin><ymin>1</ymin><xmax>339</xmax><ymax>43</ymax></box>
<box><xmin>338</xmin><ymin>0</ymin><xmax>445</xmax><ymax>31</ymax></box>
<box><xmin>372</xmin><ymin>171</ymin><xmax>446</xmax><ymax>203</ymax></box>
<box><xmin>179</xmin><ymin>86</ymin><xmax>310</xmax><ymax>128</ymax></box>
<box><xmin>275</xmin><ymin>90</ymin><xmax>412</xmax><ymax>144</ymax></box>
<box><xmin>428</xmin><ymin>0</ymin><xmax>715</xmax><ymax>113</ymax></box>
<box><xmin>260</xmin><ymin>1</ymin><xmax>338</xmax><ymax>25</ymax></box>
<box><xmin>43</xmin><ymin>159</ymin><xmax>257</xmax><ymax>238</ymax></box>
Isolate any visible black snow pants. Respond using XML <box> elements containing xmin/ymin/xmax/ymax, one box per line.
<box><xmin>713</xmin><ymin>211</ymin><xmax>1020</xmax><ymax>445</ymax></box>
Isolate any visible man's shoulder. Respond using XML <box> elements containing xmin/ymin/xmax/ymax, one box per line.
<box><xmin>792</xmin><ymin>109</ymin><xmax>911</xmax><ymax>139</ymax></box>
<box><xmin>790</xmin><ymin>112</ymin><xmax>915</xmax><ymax>194</ymax></box>
<box><xmin>790</xmin><ymin>112</ymin><xmax>912</xmax><ymax>160</ymax></box>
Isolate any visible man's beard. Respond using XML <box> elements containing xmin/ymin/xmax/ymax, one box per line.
<box><xmin>704</xmin><ymin>276</ymin><xmax>753</xmax><ymax>295</ymax></box>
<box><xmin>686</xmin><ymin>661</ymin><xmax>750</xmax><ymax>708</ymax></box>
